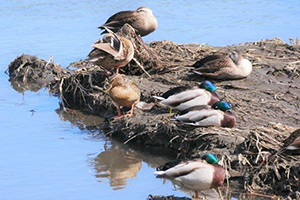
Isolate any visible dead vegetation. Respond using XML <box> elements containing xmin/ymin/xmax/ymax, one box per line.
<box><xmin>6</xmin><ymin>25</ymin><xmax>300</xmax><ymax>200</ymax></box>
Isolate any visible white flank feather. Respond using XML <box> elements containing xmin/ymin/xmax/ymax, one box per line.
<box><xmin>152</xmin><ymin>96</ymin><xmax>166</xmax><ymax>101</ymax></box>
<box><xmin>177</xmin><ymin>109</ymin><xmax>224</xmax><ymax>127</ymax></box>
<box><xmin>158</xmin><ymin>89</ymin><xmax>210</xmax><ymax>110</ymax></box>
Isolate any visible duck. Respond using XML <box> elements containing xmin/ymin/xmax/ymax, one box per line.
<box><xmin>99</xmin><ymin>6</ymin><xmax>158</xmax><ymax>37</ymax></box>
<box><xmin>174</xmin><ymin>101</ymin><xmax>236</xmax><ymax>128</ymax></box>
<box><xmin>152</xmin><ymin>81</ymin><xmax>219</xmax><ymax>111</ymax></box>
<box><xmin>277</xmin><ymin>129</ymin><xmax>300</xmax><ymax>155</ymax></box>
<box><xmin>155</xmin><ymin>153</ymin><xmax>225</xmax><ymax>199</ymax></box>
<box><xmin>192</xmin><ymin>51</ymin><xmax>252</xmax><ymax>80</ymax></box>
<box><xmin>87</xmin><ymin>27</ymin><xmax>134</xmax><ymax>75</ymax></box>
<box><xmin>108</xmin><ymin>74</ymin><xmax>140</xmax><ymax>118</ymax></box>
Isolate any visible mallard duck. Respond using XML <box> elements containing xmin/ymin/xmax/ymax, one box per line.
<box><xmin>108</xmin><ymin>74</ymin><xmax>140</xmax><ymax>118</ymax></box>
<box><xmin>155</xmin><ymin>153</ymin><xmax>225</xmax><ymax>198</ymax></box>
<box><xmin>153</xmin><ymin>81</ymin><xmax>219</xmax><ymax>111</ymax></box>
<box><xmin>99</xmin><ymin>6</ymin><xmax>157</xmax><ymax>37</ymax></box>
<box><xmin>87</xmin><ymin>27</ymin><xmax>134</xmax><ymax>75</ymax></box>
<box><xmin>192</xmin><ymin>51</ymin><xmax>252</xmax><ymax>80</ymax></box>
<box><xmin>174</xmin><ymin>101</ymin><xmax>236</xmax><ymax>128</ymax></box>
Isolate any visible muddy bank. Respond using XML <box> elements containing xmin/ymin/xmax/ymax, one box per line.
<box><xmin>7</xmin><ymin>35</ymin><xmax>300</xmax><ymax>199</ymax></box>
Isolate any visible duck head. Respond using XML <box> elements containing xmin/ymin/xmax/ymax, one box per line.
<box><xmin>199</xmin><ymin>80</ymin><xmax>217</xmax><ymax>92</ymax></box>
<box><xmin>137</xmin><ymin>6</ymin><xmax>152</xmax><ymax>14</ymax></box>
<box><xmin>229</xmin><ymin>51</ymin><xmax>242</xmax><ymax>65</ymax></box>
<box><xmin>201</xmin><ymin>153</ymin><xmax>219</xmax><ymax>164</ymax></box>
<box><xmin>110</xmin><ymin>74</ymin><xmax>126</xmax><ymax>87</ymax></box>
<box><xmin>211</xmin><ymin>101</ymin><xmax>231</xmax><ymax>112</ymax></box>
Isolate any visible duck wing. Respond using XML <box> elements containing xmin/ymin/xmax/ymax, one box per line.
<box><xmin>99</xmin><ymin>11</ymin><xmax>138</xmax><ymax>33</ymax></box>
<box><xmin>193</xmin><ymin>55</ymin><xmax>233</xmax><ymax>73</ymax></box>
<box><xmin>155</xmin><ymin>159</ymin><xmax>207</xmax><ymax>178</ymax></box>
<box><xmin>177</xmin><ymin>109</ymin><xmax>223</xmax><ymax>127</ymax></box>
<box><xmin>91</xmin><ymin>33</ymin><xmax>122</xmax><ymax>58</ymax></box>
<box><xmin>161</xmin><ymin>86</ymin><xmax>194</xmax><ymax>99</ymax></box>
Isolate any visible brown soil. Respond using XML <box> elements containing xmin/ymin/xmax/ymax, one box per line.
<box><xmin>7</xmin><ymin>25</ymin><xmax>300</xmax><ymax>200</ymax></box>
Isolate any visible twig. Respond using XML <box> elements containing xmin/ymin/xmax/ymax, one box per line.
<box><xmin>124</xmin><ymin>131</ymin><xmax>146</xmax><ymax>144</ymax></box>
<box><xmin>133</xmin><ymin>57</ymin><xmax>151</xmax><ymax>77</ymax></box>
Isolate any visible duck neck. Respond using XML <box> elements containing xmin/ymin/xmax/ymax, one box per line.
<box><xmin>221</xmin><ymin>111</ymin><xmax>236</xmax><ymax>128</ymax></box>
<box><xmin>210</xmin><ymin>164</ymin><xmax>225</xmax><ymax>189</ymax></box>
<box><xmin>208</xmin><ymin>92</ymin><xmax>219</xmax><ymax>106</ymax></box>
<box><xmin>237</xmin><ymin>59</ymin><xmax>252</xmax><ymax>77</ymax></box>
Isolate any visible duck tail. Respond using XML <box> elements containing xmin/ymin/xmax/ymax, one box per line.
<box><xmin>152</xmin><ymin>96</ymin><xmax>165</xmax><ymax>101</ymax></box>
<box><xmin>154</xmin><ymin>171</ymin><xmax>166</xmax><ymax>178</ymax></box>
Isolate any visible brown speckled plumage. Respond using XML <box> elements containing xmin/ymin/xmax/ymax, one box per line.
<box><xmin>193</xmin><ymin>51</ymin><xmax>252</xmax><ymax>80</ymax></box>
<box><xmin>99</xmin><ymin>6</ymin><xmax>157</xmax><ymax>37</ymax></box>
<box><xmin>88</xmin><ymin>30</ymin><xmax>134</xmax><ymax>74</ymax></box>
<box><xmin>108</xmin><ymin>74</ymin><xmax>140</xmax><ymax>118</ymax></box>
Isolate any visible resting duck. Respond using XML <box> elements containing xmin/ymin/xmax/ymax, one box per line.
<box><xmin>155</xmin><ymin>153</ymin><xmax>225</xmax><ymax>199</ymax></box>
<box><xmin>192</xmin><ymin>51</ymin><xmax>252</xmax><ymax>80</ymax></box>
<box><xmin>108</xmin><ymin>74</ymin><xmax>140</xmax><ymax>118</ymax></box>
<box><xmin>153</xmin><ymin>81</ymin><xmax>219</xmax><ymax>111</ymax></box>
<box><xmin>87</xmin><ymin>27</ymin><xmax>134</xmax><ymax>75</ymax></box>
<box><xmin>174</xmin><ymin>101</ymin><xmax>236</xmax><ymax>128</ymax></box>
<box><xmin>99</xmin><ymin>6</ymin><xmax>158</xmax><ymax>37</ymax></box>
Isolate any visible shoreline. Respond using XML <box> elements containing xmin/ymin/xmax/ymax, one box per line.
<box><xmin>7</xmin><ymin>34</ymin><xmax>300</xmax><ymax>199</ymax></box>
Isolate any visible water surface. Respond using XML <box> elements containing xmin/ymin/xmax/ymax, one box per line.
<box><xmin>0</xmin><ymin>1</ymin><xmax>299</xmax><ymax>199</ymax></box>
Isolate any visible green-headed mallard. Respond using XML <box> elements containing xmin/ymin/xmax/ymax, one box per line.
<box><xmin>192</xmin><ymin>51</ymin><xmax>252</xmax><ymax>80</ymax></box>
<box><xmin>153</xmin><ymin>81</ymin><xmax>219</xmax><ymax>111</ymax></box>
<box><xmin>155</xmin><ymin>153</ymin><xmax>225</xmax><ymax>198</ymax></box>
<box><xmin>88</xmin><ymin>27</ymin><xmax>134</xmax><ymax>75</ymax></box>
<box><xmin>99</xmin><ymin>6</ymin><xmax>157</xmax><ymax>37</ymax></box>
<box><xmin>174</xmin><ymin>101</ymin><xmax>236</xmax><ymax>128</ymax></box>
<box><xmin>108</xmin><ymin>74</ymin><xmax>140</xmax><ymax>118</ymax></box>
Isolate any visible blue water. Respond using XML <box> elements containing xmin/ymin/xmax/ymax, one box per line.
<box><xmin>0</xmin><ymin>0</ymin><xmax>299</xmax><ymax>199</ymax></box>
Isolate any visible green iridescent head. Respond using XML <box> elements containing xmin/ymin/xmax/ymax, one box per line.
<box><xmin>199</xmin><ymin>81</ymin><xmax>217</xmax><ymax>92</ymax></box>
<box><xmin>201</xmin><ymin>153</ymin><xmax>219</xmax><ymax>164</ymax></box>
<box><xmin>212</xmin><ymin>101</ymin><xmax>231</xmax><ymax>112</ymax></box>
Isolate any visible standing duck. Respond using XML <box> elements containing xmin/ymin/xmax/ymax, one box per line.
<box><xmin>87</xmin><ymin>27</ymin><xmax>134</xmax><ymax>75</ymax></box>
<box><xmin>99</xmin><ymin>6</ymin><xmax>158</xmax><ymax>37</ymax></box>
<box><xmin>108</xmin><ymin>74</ymin><xmax>140</xmax><ymax>118</ymax></box>
<box><xmin>155</xmin><ymin>153</ymin><xmax>225</xmax><ymax>199</ymax></box>
<box><xmin>174</xmin><ymin>101</ymin><xmax>236</xmax><ymax>128</ymax></box>
<box><xmin>192</xmin><ymin>51</ymin><xmax>252</xmax><ymax>80</ymax></box>
<box><xmin>153</xmin><ymin>81</ymin><xmax>219</xmax><ymax>111</ymax></box>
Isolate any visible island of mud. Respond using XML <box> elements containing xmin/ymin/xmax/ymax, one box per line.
<box><xmin>7</xmin><ymin>25</ymin><xmax>300</xmax><ymax>199</ymax></box>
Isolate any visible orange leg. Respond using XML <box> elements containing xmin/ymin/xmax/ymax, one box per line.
<box><xmin>113</xmin><ymin>105</ymin><xmax>123</xmax><ymax>119</ymax></box>
<box><xmin>123</xmin><ymin>104</ymin><xmax>135</xmax><ymax>118</ymax></box>
<box><xmin>116</xmin><ymin>67</ymin><xmax>120</xmax><ymax>75</ymax></box>
<box><xmin>128</xmin><ymin>104</ymin><xmax>135</xmax><ymax>117</ymax></box>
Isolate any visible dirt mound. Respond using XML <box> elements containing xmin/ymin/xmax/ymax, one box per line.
<box><xmin>7</xmin><ymin>31</ymin><xmax>300</xmax><ymax>199</ymax></box>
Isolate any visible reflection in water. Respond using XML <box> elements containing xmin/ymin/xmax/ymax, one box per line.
<box><xmin>56</xmin><ymin>108</ymin><xmax>104</xmax><ymax>130</ymax></box>
<box><xmin>54</xmin><ymin>107</ymin><xmax>259</xmax><ymax>199</ymax></box>
<box><xmin>93</xmin><ymin>141</ymin><xmax>142</xmax><ymax>190</ymax></box>
<box><xmin>9</xmin><ymin>78</ymin><xmax>45</xmax><ymax>93</ymax></box>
